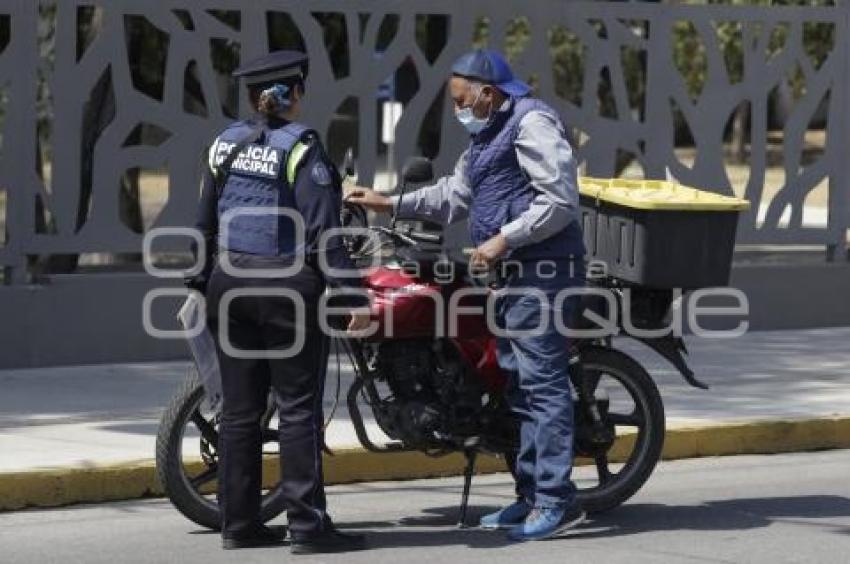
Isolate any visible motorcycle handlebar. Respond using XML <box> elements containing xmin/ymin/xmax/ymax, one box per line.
<box><xmin>375</xmin><ymin>225</ymin><xmax>442</xmax><ymax>247</ymax></box>
<box><xmin>405</xmin><ymin>230</ymin><xmax>442</xmax><ymax>245</ymax></box>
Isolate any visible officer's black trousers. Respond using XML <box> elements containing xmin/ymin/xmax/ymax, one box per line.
<box><xmin>206</xmin><ymin>253</ymin><xmax>328</xmax><ymax>536</ymax></box>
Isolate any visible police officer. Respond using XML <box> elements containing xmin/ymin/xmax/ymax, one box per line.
<box><xmin>347</xmin><ymin>49</ymin><xmax>587</xmax><ymax>541</ymax></box>
<box><xmin>189</xmin><ymin>50</ymin><xmax>369</xmax><ymax>553</ymax></box>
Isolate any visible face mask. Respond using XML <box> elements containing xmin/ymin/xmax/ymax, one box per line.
<box><xmin>455</xmin><ymin>88</ymin><xmax>490</xmax><ymax>135</ymax></box>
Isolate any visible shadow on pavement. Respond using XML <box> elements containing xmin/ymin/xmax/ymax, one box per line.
<box><xmin>354</xmin><ymin>505</ymin><xmax>513</xmax><ymax>549</ymax></box>
<box><xmin>397</xmin><ymin>504</ymin><xmax>503</xmax><ymax>528</ymax></box>
<box><xmin>359</xmin><ymin>495</ymin><xmax>850</xmax><ymax>549</ymax></box>
<box><xmin>574</xmin><ymin>495</ymin><xmax>850</xmax><ymax>538</ymax></box>
<box><xmin>359</xmin><ymin>527</ymin><xmax>513</xmax><ymax>550</ymax></box>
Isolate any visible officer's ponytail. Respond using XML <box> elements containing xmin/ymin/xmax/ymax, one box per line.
<box><xmin>258</xmin><ymin>84</ymin><xmax>289</xmax><ymax>115</ymax></box>
<box><xmin>252</xmin><ymin>75</ymin><xmax>304</xmax><ymax>117</ymax></box>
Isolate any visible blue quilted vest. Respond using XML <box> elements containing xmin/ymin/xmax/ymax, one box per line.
<box><xmin>467</xmin><ymin>97</ymin><xmax>585</xmax><ymax>260</ymax></box>
<box><xmin>212</xmin><ymin>119</ymin><xmax>309</xmax><ymax>256</ymax></box>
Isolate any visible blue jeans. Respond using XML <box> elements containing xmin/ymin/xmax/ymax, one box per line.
<box><xmin>495</xmin><ymin>259</ymin><xmax>584</xmax><ymax>509</ymax></box>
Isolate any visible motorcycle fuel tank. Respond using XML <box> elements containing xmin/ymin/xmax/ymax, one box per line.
<box><xmin>365</xmin><ymin>264</ymin><xmax>494</xmax><ymax>341</ymax></box>
<box><xmin>364</xmin><ymin>265</ymin><xmax>505</xmax><ymax>392</ymax></box>
<box><xmin>366</xmin><ymin>266</ymin><xmax>442</xmax><ymax>339</ymax></box>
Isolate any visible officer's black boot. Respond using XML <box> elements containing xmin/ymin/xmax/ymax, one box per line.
<box><xmin>289</xmin><ymin>528</ymin><xmax>366</xmax><ymax>554</ymax></box>
<box><xmin>222</xmin><ymin>524</ymin><xmax>286</xmax><ymax>550</ymax></box>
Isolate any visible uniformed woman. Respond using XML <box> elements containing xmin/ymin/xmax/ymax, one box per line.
<box><xmin>190</xmin><ymin>50</ymin><xmax>370</xmax><ymax>553</ymax></box>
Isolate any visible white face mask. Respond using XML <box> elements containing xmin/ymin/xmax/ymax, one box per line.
<box><xmin>455</xmin><ymin>87</ymin><xmax>490</xmax><ymax>135</ymax></box>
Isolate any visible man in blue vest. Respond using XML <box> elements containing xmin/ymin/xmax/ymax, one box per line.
<box><xmin>346</xmin><ymin>49</ymin><xmax>586</xmax><ymax>541</ymax></box>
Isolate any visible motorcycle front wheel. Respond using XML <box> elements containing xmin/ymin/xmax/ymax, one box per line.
<box><xmin>504</xmin><ymin>345</ymin><xmax>666</xmax><ymax>514</ymax></box>
<box><xmin>155</xmin><ymin>368</ymin><xmax>286</xmax><ymax>530</ymax></box>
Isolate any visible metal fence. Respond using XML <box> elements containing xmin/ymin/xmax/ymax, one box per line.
<box><xmin>1</xmin><ymin>0</ymin><xmax>848</xmax><ymax>286</ymax></box>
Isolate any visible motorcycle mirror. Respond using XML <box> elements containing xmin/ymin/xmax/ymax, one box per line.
<box><xmin>342</xmin><ymin>148</ymin><xmax>356</xmax><ymax>179</ymax></box>
<box><xmin>392</xmin><ymin>157</ymin><xmax>433</xmax><ymax>231</ymax></box>
<box><xmin>401</xmin><ymin>156</ymin><xmax>433</xmax><ymax>184</ymax></box>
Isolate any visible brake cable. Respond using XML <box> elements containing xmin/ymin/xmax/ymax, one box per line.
<box><xmin>323</xmin><ymin>337</ymin><xmax>343</xmax><ymax>432</ymax></box>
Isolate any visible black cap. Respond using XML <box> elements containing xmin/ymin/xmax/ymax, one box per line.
<box><xmin>232</xmin><ymin>50</ymin><xmax>309</xmax><ymax>86</ymax></box>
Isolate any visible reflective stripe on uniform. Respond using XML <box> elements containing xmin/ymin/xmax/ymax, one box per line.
<box><xmin>286</xmin><ymin>141</ymin><xmax>309</xmax><ymax>185</ymax></box>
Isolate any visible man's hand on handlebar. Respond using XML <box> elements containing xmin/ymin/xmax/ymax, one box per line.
<box><xmin>344</xmin><ymin>186</ymin><xmax>393</xmax><ymax>213</ymax></box>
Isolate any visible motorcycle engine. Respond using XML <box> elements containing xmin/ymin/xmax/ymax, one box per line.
<box><xmin>374</xmin><ymin>339</ymin><xmax>481</xmax><ymax>448</ymax></box>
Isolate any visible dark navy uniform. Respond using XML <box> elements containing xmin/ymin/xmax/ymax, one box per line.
<box><xmin>195</xmin><ymin>111</ymin><xmax>364</xmax><ymax>538</ymax></box>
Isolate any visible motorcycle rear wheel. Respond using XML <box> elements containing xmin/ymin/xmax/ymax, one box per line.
<box><xmin>504</xmin><ymin>346</ymin><xmax>665</xmax><ymax>514</ymax></box>
<box><xmin>155</xmin><ymin>368</ymin><xmax>286</xmax><ymax>530</ymax></box>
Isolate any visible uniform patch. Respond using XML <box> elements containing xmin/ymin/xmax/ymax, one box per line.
<box><xmin>211</xmin><ymin>141</ymin><xmax>283</xmax><ymax>179</ymax></box>
<box><xmin>311</xmin><ymin>162</ymin><xmax>332</xmax><ymax>186</ymax></box>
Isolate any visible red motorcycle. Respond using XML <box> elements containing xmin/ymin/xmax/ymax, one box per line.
<box><xmin>156</xmin><ymin>157</ymin><xmax>706</xmax><ymax>530</ymax></box>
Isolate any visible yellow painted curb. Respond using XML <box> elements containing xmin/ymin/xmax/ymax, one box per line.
<box><xmin>663</xmin><ymin>417</ymin><xmax>850</xmax><ymax>459</ymax></box>
<box><xmin>2</xmin><ymin>416</ymin><xmax>849</xmax><ymax>512</ymax></box>
<box><xmin>0</xmin><ymin>460</ymin><xmax>162</xmax><ymax>512</ymax></box>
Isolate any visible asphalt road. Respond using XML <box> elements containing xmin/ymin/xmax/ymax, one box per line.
<box><xmin>2</xmin><ymin>450</ymin><xmax>849</xmax><ymax>564</ymax></box>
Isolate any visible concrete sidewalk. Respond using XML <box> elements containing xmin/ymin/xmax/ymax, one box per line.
<box><xmin>2</xmin><ymin>327</ymin><xmax>850</xmax><ymax>509</ymax></box>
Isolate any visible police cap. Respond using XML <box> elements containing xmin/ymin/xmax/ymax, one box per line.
<box><xmin>233</xmin><ymin>50</ymin><xmax>309</xmax><ymax>86</ymax></box>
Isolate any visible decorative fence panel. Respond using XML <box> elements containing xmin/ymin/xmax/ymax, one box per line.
<box><xmin>1</xmin><ymin>1</ymin><xmax>848</xmax><ymax>285</ymax></box>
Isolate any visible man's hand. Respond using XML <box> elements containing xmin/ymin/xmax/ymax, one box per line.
<box><xmin>347</xmin><ymin>309</ymin><xmax>373</xmax><ymax>334</ymax></box>
<box><xmin>470</xmin><ymin>233</ymin><xmax>509</xmax><ymax>270</ymax></box>
<box><xmin>344</xmin><ymin>186</ymin><xmax>393</xmax><ymax>213</ymax></box>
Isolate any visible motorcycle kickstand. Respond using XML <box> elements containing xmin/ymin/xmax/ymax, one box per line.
<box><xmin>457</xmin><ymin>450</ymin><xmax>477</xmax><ymax>529</ymax></box>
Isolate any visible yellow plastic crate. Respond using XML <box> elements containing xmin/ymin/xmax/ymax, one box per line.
<box><xmin>577</xmin><ymin>177</ymin><xmax>750</xmax><ymax>288</ymax></box>
<box><xmin>579</xmin><ymin>177</ymin><xmax>750</xmax><ymax>212</ymax></box>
